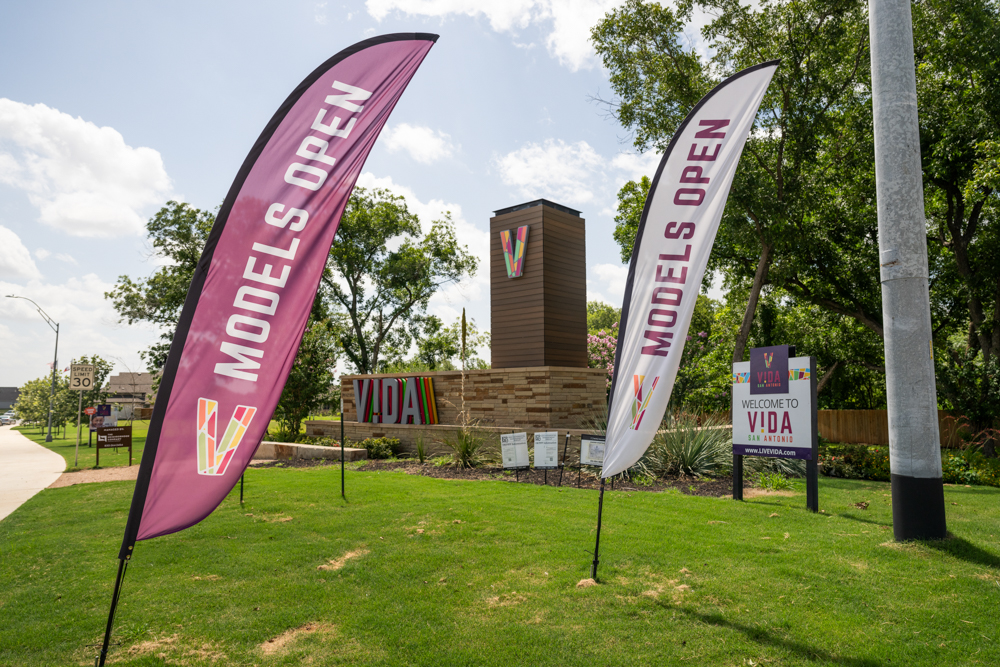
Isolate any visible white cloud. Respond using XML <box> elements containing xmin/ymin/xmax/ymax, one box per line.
<box><xmin>494</xmin><ymin>139</ymin><xmax>605</xmax><ymax>206</ymax></box>
<box><xmin>1</xmin><ymin>273</ymin><xmax>162</xmax><ymax>384</ymax></box>
<box><xmin>365</xmin><ymin>0</ymin><xmax>623</xmax><ymax>71</ymax></box>
<box><xmin>0</xmin><ymin>99</ymin><xmax>172</xmax><ymax>237</ymax></box>
<box><xmin>381</xmin><ymin>123</ymin><xmax>456</xmax><ymax>164</ymax></box>
<box><xmin>0</xmin><ymin>225</ymin><xmax>41</xmax><ymax>279</ymax></box>
<box><xmin>32</xmin><ymin>247</ymin><xmax>78</xmax><ymax>265</ymax></box>
<box><xmin>495</xmin><ymin>138</ymin><xmax>663</xmax><ymax>214</ymax></box>
<box><xmin>353</xmin><ymin>171</ymin><xmax>491</xmax><ymax>357</ymax></box>
<box><xmin>314</xmin><ymin>1</ymin><xmax>328</xmax><ymax>24</ymax></box>
<box><xmin>610</xmin><ymin>150</ymin><xmax>662</xmax><ymax>183</ymax></box>
<box><xmin>587</xmin><ymin>262</ymin><xmax>628</xmax><ymax>306</ymax></box>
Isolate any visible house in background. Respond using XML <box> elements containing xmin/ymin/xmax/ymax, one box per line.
<box><xmin>0</xmin><ymin>387</ymin><xmax>19</xmax><ymax>412</ymax></box>
<box><xmin>106</xmin><ymin>373</ymin><xmax>158</xmax><ymax>419</ymax></box>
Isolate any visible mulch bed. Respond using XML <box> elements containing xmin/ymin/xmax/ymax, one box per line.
<box><xmin>250</xmin><ymin>457</ymin><xmax>746</xmax><ymax>498</ymax></box>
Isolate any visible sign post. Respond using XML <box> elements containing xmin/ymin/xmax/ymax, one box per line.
<box><xmin>500</xmin><ymin>432</ymin><xmax>530</xmax><ymax>481</ymax></box>
<box><xmin>533</xmin><ymin>431</ymin><xmax>559</xmax><ymax>485</ymax></box>
<box><xmin>70</xmin><ymin>364</ymin><xmax>95</xmax><ymax>467</ymax></box>
<box><xmin>731</xmin><ymin>345</ymin><xmax>818</xmax><ymax>512</ymax></box>
<box><xmin>96</xmin><ymin>425</ymin><xmax>133</xmax><ymax>467</ymax></box>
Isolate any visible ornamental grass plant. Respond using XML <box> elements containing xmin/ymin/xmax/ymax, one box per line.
<box><xmin>638</xmin><ymin>413</ymin><xmax>732</xmax><ymax>478</ymax></box>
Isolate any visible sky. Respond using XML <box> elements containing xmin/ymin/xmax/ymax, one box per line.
<box><xmin>0</xmin><ymin>0</ymin><xmax>712</xmax><ymax>387</ymax></box>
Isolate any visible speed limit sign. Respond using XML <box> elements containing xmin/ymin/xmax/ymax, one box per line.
<box><xmin>69</xmin><ymin>364</ymin><xmax>95</xmax><ymax>391</ymax></box>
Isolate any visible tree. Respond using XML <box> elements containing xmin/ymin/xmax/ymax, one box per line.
<box><xmin>587</xmin><ymin>300</ymin><xmax>621</xmax><ymax>333</ymax></box>
<box><xmin>13</xmin><ymin>376</ymin><xmax>51</xmax><ymax>428</ymax></box>
<box><xmin>74</xmin><ymin>355</ymin><xmax>114</xmax><ymax>417</ymax></box>
<box><xmin>106</xmin><ymin>201</ymin><xmax>215</xmax><ymax>370</ymax></box>
<box><xmin>273</xmin><ymin>318</ymin><xmax>339</xmax><ymax>440</ymax></box>
<box><xmin>912</xmin><ymin>0</ymin><xmax>1000</xmax><ymax>434</ymax></box>
<box><xmin>322</xmin><ymin>187</ymin><xmax>478</xmax><ymax>374</ymax></box>
<box><xmin>383</xmin><ymin>314</ymin><xmax>490</xmax><ymax>372</ymax></box>
<box><xmin>594</xmin><ymin>0</ymin><xmax>874</xmax><ymax>364</ymax></box>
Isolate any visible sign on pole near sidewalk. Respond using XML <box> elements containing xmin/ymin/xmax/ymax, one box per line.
<box><xmin>70</xmin><ymin>364</ymin><xmax>95</xmax><ymax>391</ymax></box>
<box><xmin>70</xmin><ymin>364</ymin><xmax>96</xmax><ymax>466</ymax></box>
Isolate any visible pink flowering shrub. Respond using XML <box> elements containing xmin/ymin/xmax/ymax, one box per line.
<box><xmin>588</xmin><ymin>323</ymin><xmax>618</xmax><ymax>389</ymax></box>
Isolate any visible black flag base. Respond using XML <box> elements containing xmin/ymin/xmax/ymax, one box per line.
<box><xmin>591</xmin><ymin>478</ymin><xmax>607</xmax><ymax>581</ymax></box>
<box><xmin>97</xmin><ymin>557</ymin><xmax>130</xmax><ymax>666</ymax></box>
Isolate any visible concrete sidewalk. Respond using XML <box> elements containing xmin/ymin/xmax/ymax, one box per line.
<box><xmin>0</xmin><ymin>425</ymin><xmax>66</xmax><ymax>522</ymax></box>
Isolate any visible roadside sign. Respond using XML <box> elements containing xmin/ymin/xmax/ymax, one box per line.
<box><xmin>84</xmin><ymin>407</ymin><xmax>97</xmax><ymax>416</ymax></box>
<box><xmin>69</xmin><ymin>364</ymin><xmax>95</xmax><ymax>391</ymax></box>
<box><xmin>96</xmin><ymin>425</ymin><xmax>133</xmax><ymax>466</ymax></box>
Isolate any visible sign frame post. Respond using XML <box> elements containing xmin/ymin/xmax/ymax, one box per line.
<box><xmin>731</xmin><ymin>346</ymin><xmax>818</xmax><ymax>512</ymax></box>
<box><xmin>69</xmin><ymin>363</ymin><xmax>95</xmax><ymax>467</ymax></box>
<box><xmin>96</xmin><ymin>425</ymin><xmax>133</xmax><ymax>467</ymax></box>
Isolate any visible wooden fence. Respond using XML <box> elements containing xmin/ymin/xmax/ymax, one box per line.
<box><xmin>817</xmin><ymin>410</ymin><xmax>968</xmax><ymax>447</ymax></box>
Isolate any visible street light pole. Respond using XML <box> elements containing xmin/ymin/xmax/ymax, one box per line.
<box><xmin>869</xmin><ymin>0</ymin><xmax>947</xmax><ymax>540</ymax></box>
<box><xmin>6</xmin><ymin>295</ymin><xmax>60</xmax><ymax>443</ymax></box>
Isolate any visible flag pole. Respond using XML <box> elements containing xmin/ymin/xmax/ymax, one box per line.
<box><xmin>340</xmin><ymin>394</ymin><xmax>345</xmax><ymax>499</ymax></box>
<box><xmin>97</xmin><ymin>556</ymin><xmax>129</xmax><ymax>666</ymax></box>
<box><xmin>591</xmin><ymin>477</ymin><xmax>607</xmax><ymax>581</ymax></box>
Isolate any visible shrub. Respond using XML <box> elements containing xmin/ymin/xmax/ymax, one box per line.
<box><xmin>819</xmin><ymin>443</ymin><xmax>890</xmax><ymax>481</ymax></box>
<box><xmin>439</xmin><ymin>425</ymin><xmax>491</xmax><ymax>468</ymax></box>
<box><xmin>754</xmin><ymin>471</ymin><xmax>792</xmax><ymax>490</ymax></box>
<box><xmin>415</xmin><ymin>435</ymin><xmax>428</xmax><ymax>464</ymax></box>
<box><xmin>359</xmin><ymin>437</ymin><xmax>402</xmax><ymax>460</ymax></box>
<box><xmin>638</xmin><ymin>413</ymin><xmax>731</xmax><ymax>478</ymax></box>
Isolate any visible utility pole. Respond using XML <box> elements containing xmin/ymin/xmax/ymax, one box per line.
<box><xmin>6</xmin><ymin>295</ymin><xmax>59</xmax><ymax>443</ymax></box>
<box><xmin>869</xmin><ymin>0</ymin><xmax>947</xmax><ymax>540</ymax></box>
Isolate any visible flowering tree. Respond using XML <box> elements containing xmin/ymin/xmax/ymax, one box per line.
<box><xmin>588</xmin><ymin>323</ymin><xmax>618</xmax><ymax>390</ymax></box>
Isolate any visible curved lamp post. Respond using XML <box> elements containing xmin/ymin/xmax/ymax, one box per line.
<box><xmin>6</xmin><ymin>295</ymin><xmax>59</xmax><ymax>442</ymax></box>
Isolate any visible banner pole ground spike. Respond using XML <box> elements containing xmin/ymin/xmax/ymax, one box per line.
<box><xmin>240</xmin><ymin>473</ymin><xmax>244</xmax><ymax>505</ymax></box>
<box><xmin>97</xmin><ymin>556</ymin><xmax>129</xmax><ymax>666</ymax></box>
<box><xmin>591</xmin><ymin>478</ymin><xmax>607</xmax><ymax>581</ymax></box>
<box><xmin>340</xmin><ymin>407</ymin><xmax>345</xmax><ymax>499</ymax></box>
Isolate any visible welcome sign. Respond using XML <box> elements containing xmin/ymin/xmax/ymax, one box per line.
<box><xmin>732</xmin><ymin>354</ymin><xmax>815</xmax><ymax>459</ymax></box>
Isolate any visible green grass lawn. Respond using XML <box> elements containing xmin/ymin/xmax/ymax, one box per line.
<box><xmin>15</xmin><ymin>422</ymin><xmax>148</xmax><ymax>472</ymax></box>
<box><xmin>1</xmin><ymin>469</ymin><xmax>998</xmax><ymax>666</ymax></box>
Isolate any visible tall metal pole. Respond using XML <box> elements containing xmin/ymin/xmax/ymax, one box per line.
<box><xmin>6</xmin><ymin>296</ymin><xmax>59</xmax><ymax>443</ymax></box>
<box><xmin>340</xmin><ymin>398</ymin><xmax>345</xmax><ymax>499</ymax></box>
<box><xmin>75</xmin><ymin>384</ymin><xmax>83</xmax><ymax>467</ymax></box>
<box><xmin>869</xmin><ymin>0</ymin><xmax>946</xmax><ymax>540</ymax></box>
<box><xmin>47</xmin><ymin>323</ymin><xmax>58</xmax><ymax>442</ymax></box>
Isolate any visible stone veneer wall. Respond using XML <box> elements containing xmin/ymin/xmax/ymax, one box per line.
<box><xmin>304</xmin><ymin>421</ymin><xmax>608</xmax><ymax>462</ymax></box>
<box><xmin>340</xmin><ymin>366</ymin><xmax>607</xmax><ymax>429</ymax></box>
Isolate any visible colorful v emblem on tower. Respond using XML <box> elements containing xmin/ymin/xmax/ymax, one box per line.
<box><xmin>500</xmin><ymin>225</ymin><xmax>529</xmax><ymax>278</ymax></box>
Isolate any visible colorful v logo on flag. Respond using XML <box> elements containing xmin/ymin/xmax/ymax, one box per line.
<box><xmin>630</xmin><ymin>374</ymin><xmax>659</xmax><ymax>430</ymax></box>
<box><xmin>197</xmin><ymin>398</ymin><xmax>256</xmax><ymax>476</ymax></box>
<box><xmin>500</xmin><ymin>225</ymin><xmax>529</xmax><ymax>278</ymax></box>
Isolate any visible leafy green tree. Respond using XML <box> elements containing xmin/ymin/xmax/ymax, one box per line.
<box><xmin>105</xmin><ymin>201</ymin><xmax>214</xmax><ymax>370</ymax></box>
<box><xmin>383</xmin><ymin>315</ymin><xmax>490</xmax><ymax>372</ymax></box>
<box><xmin>587</xmin><ymin>301</ymin><xmax>621</xmax><ymax>333</ymax></box>
<box><xmin>273</xmin><ymin>318</ymin><xmax>339</xmax><ymax>440</ymax></box>
<box><xmin>322</xmin><ymin>187</ymin><xmax>478</xmax><ymax>374</ymax></box>
<box><xmin>594</xmin><ymin>0</ymin><xmax>874</xmax><ymax>364</ymax></box>
<box><xmin>912</xmin><ymin>0</ymin><xmax>1000</xmax><ymax>434</ymax></box>
<box><xmin>74</xmin><ymin>355</ymin><xmax>114</xmax><ymax>416</ymax></box>
<box><xmin>13</xmin><ymin>376</ymin><xmax>52</xmax><ymax>428</ymax></box>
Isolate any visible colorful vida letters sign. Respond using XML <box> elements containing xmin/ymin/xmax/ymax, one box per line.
<box><xmin>500</xmin><ymin>225</ymin><xmax>529</xmax><ymax>278</ymax></box>
<box><xmin>354</xmin><ymin>377</ymin><xmax>439</xmax><ymax>424</ymax></box>
<box><xmin>732</xmin><ymin>347</ymin><xmax>815</xmax><ymax>460</ymax></box>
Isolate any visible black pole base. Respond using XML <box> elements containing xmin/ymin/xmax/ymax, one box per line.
<box><xmin>591</xmin><ymin>478</ymin><xmax>606</xmax><ymax>581</ymax></box>
<box><xmin>891</xmin><ymin>474</ymin><xmax>947</xmax><ymax>541</ymax></box>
